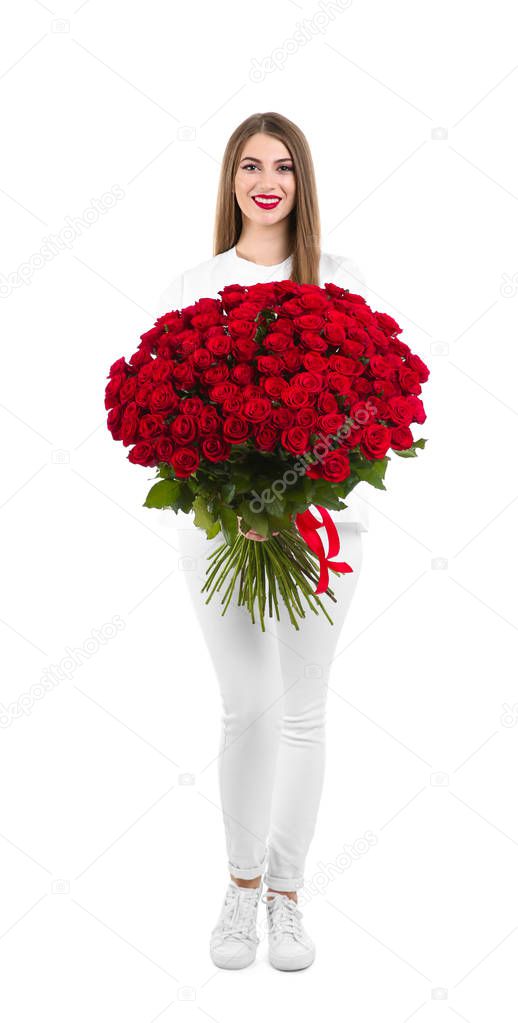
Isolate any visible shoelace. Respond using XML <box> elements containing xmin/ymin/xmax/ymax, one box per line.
<box><xmin>261</xmin><ymin>892</ymin><xmax>310</xmax><ymax>946</ymax></box>
<box><xmin>212</xmin><ymin>885</ymin><xmax>261</xmax><ymax>946</ymax></box>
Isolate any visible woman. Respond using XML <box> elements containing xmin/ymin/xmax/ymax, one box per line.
<box><xmin>157</xmin><ymin>112</ymin><xmax>370</xmax><ymax>972</ymax></box>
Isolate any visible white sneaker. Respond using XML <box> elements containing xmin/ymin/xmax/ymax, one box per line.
<box><xmin>262</xmin><ymin>891</ymin><xmax>316</xmax><ymax>971</ymax></box>
<box><xmin>210</xmin><ymin>879</ymin><xmax>263</xmax><ymax>969</ymax></box>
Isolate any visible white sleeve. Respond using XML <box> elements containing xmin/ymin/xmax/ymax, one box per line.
<box><xmin>329</xmin><ymin>255</ymin><xmax>369</xmax><ymax>304</ymax></box>
<box><xmin>156</xmin><ymin>272</ymin><xmax>184</xmax><ymax>315</ymax></box>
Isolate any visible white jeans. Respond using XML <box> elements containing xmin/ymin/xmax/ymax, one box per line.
<box><xmin>174</xmin><ymin>518</ymin><xmax>364</xmax><ymax>892</ymax></box>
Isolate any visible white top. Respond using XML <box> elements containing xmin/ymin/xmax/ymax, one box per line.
<box><xmin>157</xmin><ymin>245</ymin><xmax>371</xmax><ymax>532</ymax></box>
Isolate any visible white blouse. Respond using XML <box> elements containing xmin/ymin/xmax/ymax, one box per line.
<box><xmin>157</xmin><ymin>245</ymin><xmax>371</xmax><ymax>532</ymax></box>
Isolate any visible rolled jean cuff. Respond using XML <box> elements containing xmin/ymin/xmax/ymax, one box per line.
<box><xmin>263</xmin><ymin>871</ymin><xmax>305</xmax><ymax>892</ymax></box>
<box><xmin>228</xmin><ymin>854</ymin><xmax>266</xmax><ymax>880</ymax></box>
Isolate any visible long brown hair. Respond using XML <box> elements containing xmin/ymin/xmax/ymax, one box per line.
<box><xmin>213</xmin><ymin>112</ymin><xmax>321</xmax><ymax>285</ymax></box>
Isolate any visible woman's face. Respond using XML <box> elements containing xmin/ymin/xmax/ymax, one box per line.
<box><xmin>234</xmin><ymin>132</ymin><xmax>296</xmax><ymax>226</ymax></box>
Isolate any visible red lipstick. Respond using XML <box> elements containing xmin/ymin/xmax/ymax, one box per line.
<box><xmin>252</xmin><ymin>195</ymin><xmax>282</xmax><ymax>210</ymax></box>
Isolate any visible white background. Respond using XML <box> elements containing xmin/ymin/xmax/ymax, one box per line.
<box><xmin>1</xmin><ymin>0</ymin><xmax>517</xmax><ymax>1019</ymax></box>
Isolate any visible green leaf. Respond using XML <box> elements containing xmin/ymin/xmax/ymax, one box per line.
<box><xmin>262</xmin><ymin>494</ymin><xmax>285</xmax><ymax>518</ymax></box>
<box><xmin>233</xmin><ymin>472</ymin><xmax>252</xmax><ymax>494</ymax></box>
<box><xmin>192</xmin><ymin>494</ymin><xmax>217</xmax><ymax>535</ymax></box>
<box><xmin>237</xmin><ymin>500</ymin><xmax>270</xmax><ymax>538</ymax></box>
<box><xmin>143</xmin><ymin>479</ymin><xmax>181</xmax><ymax>508</ymax></box>
<box><xmin>178</xmin><ymin>481</ymin><xmax>195</xmax><ymax>513</ymax></box>
<box><xmin>220</xmin><ymin>505</ymin><xmax>238</xmax><ymax>545</ymax></box>
<box><xmin>354</xmin><ymin>457</ymin><xmax>388</xmax><ymax>490</ymax></box>
<box><xmin>221</xmin><ymin>482</ymin><xmax>236</xmax><ymax>503</ymax></box>
<box><xmin>392</xmin><ymin>437</ymin><xmax>427</xmax><ymax>457</ymax></box>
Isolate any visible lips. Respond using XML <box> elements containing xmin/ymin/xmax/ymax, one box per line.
<box><xmin>252</xmin><ymin>195</ymin><xmax>282</xmax><ymax>210</ymax></box>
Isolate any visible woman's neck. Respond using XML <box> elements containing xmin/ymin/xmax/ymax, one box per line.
<box><xmin>235</xmin><ymin>224</ymin><xmax>293</xmax><ymax>267</ymax></box>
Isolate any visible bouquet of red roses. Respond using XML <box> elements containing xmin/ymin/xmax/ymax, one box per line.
<box><xmin>105</xmin><ymin>278</ymin><xmax>429</xmax><ymax>630</ymax></box>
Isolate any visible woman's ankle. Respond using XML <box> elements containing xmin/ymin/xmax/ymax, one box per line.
<box><xmin>230</xmin><ymin>874</ymin><xmax>262</xmax><ymax>889</ymax></box>
<box><xmin>266</xmin><ymin>888</ymin><xmax>297</xmax><ymax>902</ymax></box>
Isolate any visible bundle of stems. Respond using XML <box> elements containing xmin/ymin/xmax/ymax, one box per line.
<box><xmin>199</xmin><ymin>525</ymin><xmax>339</xmax><ymax>632</ymax></box>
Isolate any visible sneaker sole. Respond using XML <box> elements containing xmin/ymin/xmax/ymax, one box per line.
<box><xmin>269</xmin><ymin>949</ymin><xmax>315</xmax><ymax>971</ymax></box>
<box><xmin>210</xmin><ymin>948</ymin><xmax>257</xmax><ymax>970</ymax></box>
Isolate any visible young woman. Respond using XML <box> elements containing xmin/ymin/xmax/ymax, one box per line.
<box><xmin>158</xmin><ymin>112</ymin><xmax>370</xmax><ymax>972</ymax></box>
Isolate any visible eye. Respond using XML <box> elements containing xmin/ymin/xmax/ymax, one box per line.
<box><xmin>241</xmin><ymin>163</ymin><xmax>294</xmax><ymax>172</ymax></box>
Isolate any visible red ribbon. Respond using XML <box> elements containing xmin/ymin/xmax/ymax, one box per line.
<box><xmin>294</xmin><ymin>505</ymin><xmax>353</xmax><ymax>594</ymax></box>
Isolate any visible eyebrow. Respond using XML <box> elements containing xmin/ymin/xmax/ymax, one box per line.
<box><xmin>240</xmin><ymin>156</ymin><xmax>293</xmax><ymax>163</ymax></box>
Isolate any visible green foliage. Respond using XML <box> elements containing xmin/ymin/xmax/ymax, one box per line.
<box><xmin>144</xmin><ymin>435</ymin><xmax>425</xmax><ymax>537</ymax></box>
<box><xmin>391</xmin><ymin>437</ymin><xmax>427</xmax><ymax>458</ymax></box>
<box><xmin>143</xmin><ymin>479</ymin><xmax>181</xmax><ymax>508</ymax></box>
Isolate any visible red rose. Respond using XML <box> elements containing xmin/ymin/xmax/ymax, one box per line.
<box><xmin>192</xmin><ymin>347</ymin><xmax>212</xmax><ymax>370</ymax></box>
<box><xmin>391</xmin><ymin>425</ymin><xmax>414</xmax><ymax>450</ymax></box>
<box><xmin>323</xmin><ymin>323</ymin><xmax>346</xmax><ymax>345</ymax></box>
<box><xmin>181</xmin><ymin>396</ymin><xmax>204</xmax><ymax>416</ymax></box>
<box><xmin>170</xmin><ymin>413</ymin><xmax>198</xmax><ymax>444</ymax></box>
<box><xmin>120</xmin><ymin>402</ymin><xmax>140</xmax><ymax>446</ymax></box>
<box><xmin>264</xmin><ymin>332</ymin><xmax>291</xmax><ymax>353</ymax></box>
<box><xmin>201</xmin><ymin>436</ymin><xmax>231</xmax><ymax>462</ymax></box>
<box><xmin>254</xmin><ymin>423</ymin><xmax>279</xmax><ymax>451</ymax></box>
<box><xmin>281</xmin><ymin>426</ymin><xmax>310</xmax><ymax>456</ymax></box>
<box><xmin>375</xmin><ymin>312</ymin><xmax>402</xmax><ymax>336</ymax></box>
<box><xmin>386</xmin><ymin>395</ymin><xmax>415</xmax><ymax>427</ymax></box>
<box><xmin>222</xmin><ymin>415</ymin><xmax>250</xmax><ymax>443</ymax></box>
<box><xmin>302</xmin><ymin>352</ymin><xmax>327</xmax><ymax>372</ymax></box>
<box><xmin>299</xmin><ymin>331</ymin><xmax>328</xmax><ymax>353</ymax></box>
<box><xmin>228</xmin><ymin>319</ymin><xmax>257</xmax><ymax>341</ymax></box>
<box><xmin>295</xmin><ymin>407</ymin><xmax>318</xmax><ymax>429</ymax></box>
<box><xmin>369</xmin><ymin>354</ymin><xmax>395</xmax><ymax>378</ymax></box>
<box><xmin>139</xmin><ymin>413</ymin><xmax>166</xmax><ymax>439</ymax></box>
<box><xmin>221</xmin><ymin>395</ymin><xmax>243</xmax><ymax>414</ymax></box>
<box><xmin>199</xmin><ymin>406</ymin><xmax>222</xmax><ymax>434</ymax></box>
<box><xmin>406</xmin><ymin>353</ymin><xmax>430</xmax><ymax>382</ymax></box>
<box><xmin>299</xmin><ymin>291</ymin><xmax>328</xmax><ymax>313</ymax></box>
<box><xmin>155</xmin><ymin>436</ymin><xmax>174</xmax><ymax>461</ymax></box>
<box><xmin>294</xmin><ymin>313</ymin><xmax>325</xmax><ymax>332</ymax></box>
<box><xmin>135</xmin><ymin>382</ymin><xmax>154</xmax><ymax>408</ymax></box>
<box><xmin>210</xmin><ymin>381</ymin><xmax>240</xmax><ymax>403</ymax></box>
<box><xmin>128</xmin><ymin>441</ymin><xmax>157</xmax><ymax>466</ymax></box>
<box><xmin>104</xmin><ymin>373</ymin><xmax>125</xmax><ymax>409</ymax></box>
<box><xmin>263</xmin><ymin>375</ymin><xmax>286</xmax><ymax>400</ymax></box>
<box><xmin>232</xmin><ymin>363</ymin><xmax>255</xmax><ymax>387</ymax></box>
<box><xmin>257</xmin><ymin>354</ymin><xmax>283</xmax><ymax>375</ymax></box>
<box><xmin>202</xmin><ymin>363</ymin><xmax>230</xmax><ymax>385</ymax></box>
<box><xmin>242</xmin><ymin>397</ymin><xmax>272</xmax><ymax>423</ymax></box>
<box><xmin>360</xmin><ymin>423</ymin><xmax>391</xmax><ymax>460</ymax></box>
<box><xmin>150</xmin><ymin>358</ymin><xmax>174</xmax><ymax>383</ymax></box>
<box><xmin>109</xmin><ymin>357</ymin><xmax>130</xmax><ymax>376</ymax></box>
<box><xmin>281</xmin><ymin>384</ymin><xmax>311</xmax><ymax>410</ymax></box>
<box><xmin>317</xmin><ymin>391</ymin><xmax>339</xmax><ymax>413</ymax></box>
<box><xmin>319</xmin><ymin>450</ymin><xmax>351</xmax><ymax>482</ymax></box>
<box><xmin>119</xmin><ymin>376</ymin><xmax>137</xmax><ymax>402</ymax></box>
<box><xmin>171</xmin><ymin>446</ymin><xmax>199</xmax><ymax>478</ymax></box>
<box><xmin>107</xmin><ymin>404</ymin><xmax>123</xmax><ymax>438</ymax></box>
<box><xmin>149</xmin><ymin>382</ymin><xmax>177</xmax><ymax>413</ymax></box>
<box><xmin>318</xmin><ymin>413</ymin><xmax>345</xmax><ymax>437</ymax></box>
<box><xmin>294</xmin><ymin>371</ymin><xmax>324</xmax><ymax>394</ymax></box>
<box><xmin>398</xmin><ymin>366</ymin><xmax>422</xmax><ymax>394</ymax></box>
<box><xmin>272</xmin><ymin>407</ymin><xmax>294</xmax><ymax>429</ymax></box>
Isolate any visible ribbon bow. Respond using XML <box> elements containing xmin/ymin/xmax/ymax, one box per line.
<box><xmin>294</xmin><ymin>505</ymin><xmax>353</xmax><ymax>594</ymax></box>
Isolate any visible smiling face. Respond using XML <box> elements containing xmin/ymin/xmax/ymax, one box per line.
<box><xmin>234</xmin><ymin>132</ymin><xmax>297</xmax><ymax>226</ymax></box>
